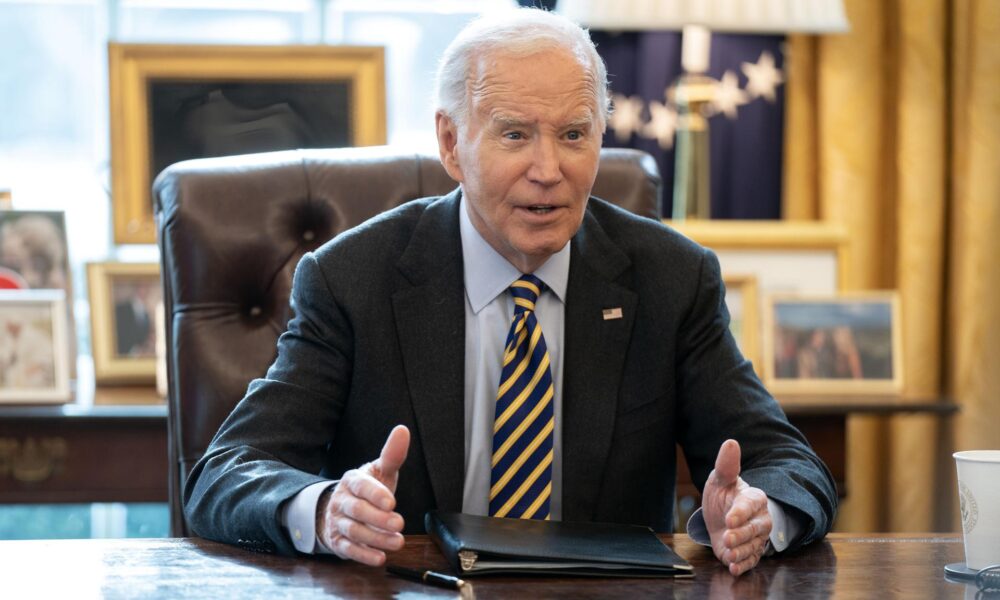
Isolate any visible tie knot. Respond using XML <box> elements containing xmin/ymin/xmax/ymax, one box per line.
<box><xmin>510</xmin><ymin>274</ymin><xmax>545</xmax><ymax>313</ymax></box>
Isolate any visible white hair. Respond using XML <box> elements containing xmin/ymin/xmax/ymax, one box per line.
<box><xmin>434</xmin><ymin>8</ymin><xmax>610</xmax><ymax>129</ymax></box>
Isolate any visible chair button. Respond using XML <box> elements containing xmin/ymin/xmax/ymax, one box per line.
<box><xmin>303</xmin><ymin>230</ymin><xmax>315</xmax><ymax>241</ymax></box>
<box><xmin>249</xmin><ymin>306</ymin><xmax>262</xmax><ymax>317</ymax></box>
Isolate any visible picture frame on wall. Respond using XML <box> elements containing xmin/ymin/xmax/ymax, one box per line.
<box><xmin>109</xmin><ymin>43</ymin><xmax>387</xmax><ymax>244</ymax></box>
<box><xmin>87</xmin><ymin>262</ymin><xmax>162</xmax><ymax>385</ymax></box>
<box><xmin>0</xmin><ymin>290</ymin><xmax>71</xmax><ymax>403</ymax></box>
<box><xmin>762</xmin><ymin>292</ymin><xmax>903</xmax><ymax>396</ymax></box>
<box><xmin>722</xmin><ymin>273</ymin><xmax>760</xmax><ymax>370</ymax></box>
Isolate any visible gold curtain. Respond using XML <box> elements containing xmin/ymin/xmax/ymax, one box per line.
<box><xmin>783</xmin><ymin>0</ymin><xmax>1000</xmax><ymax>532</ymax></box>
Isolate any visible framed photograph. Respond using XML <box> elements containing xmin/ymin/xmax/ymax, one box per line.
<box><xmin>669</xmin><ymin>220</ymin><xmax>849</xmax><ymax>295</ymax></box>
<box><xmin>722</xmin><ymin>273</ymin><xmax>760</xmax><ymax>369</ymax></box>
<box><xmin>762</xmin><ymin>292</ymin><xmax>903</xmax><ymax>395</ymax></box>
<box><xmin>0</xmin><ymin>290</ymin><xmax>71</xmax><ymax>403</ymax></box>
<box><xmin>109</xmin><ymin>43</ymin><xmax>387</xmax><ymax>244</ymax></box>
<box><xmin>0</xmin><ymin>210</ymin><xmax>71</xmax><ymax>292</ymax></box>
<box><xmin>0</xmin><ymin>210</ymin><xmax>77</xmax><ymax>376</ymax></box>
<box><xmin>87</xmin><ymin>262</ymin><xmax>162</xmax><ymax>384</ymax></box>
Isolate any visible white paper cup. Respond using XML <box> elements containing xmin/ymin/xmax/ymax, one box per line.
<box><xmin>954</xmin><ymin>450</ymin><xmax>1000</xmax><ymax>570</ymax></box>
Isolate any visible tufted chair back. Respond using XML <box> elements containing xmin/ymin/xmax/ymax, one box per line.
<box><xmin>153</xmin><ymin>145</ymin><xmax>661</xmax><ymax>536</ymax></box>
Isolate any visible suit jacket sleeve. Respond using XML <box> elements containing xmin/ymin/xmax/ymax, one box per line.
<box><xmin>674</xmin><ymin>248</ymin><xmax>838</xmax><ymax>549</ymax></box>
<box><xmin>183</xmin><ymin>253</ymin><xmax>350</xmax><ymax>556</ymax></box>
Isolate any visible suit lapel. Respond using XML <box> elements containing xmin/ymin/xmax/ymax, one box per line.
<box><xmin>561</xmin><ymin>208</ymin><xmax>637</xmax><ymax>522</ymax></box>
<box><xmin>392</xmin><ymin>191</ymin><xmax>466</xmax><ymax>512</ymax></box>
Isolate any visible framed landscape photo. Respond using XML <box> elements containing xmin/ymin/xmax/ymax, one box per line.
<box><xmin>0</xmin><ymin>290</ymin><xmax>71</xmax><ymax>403</ymax></box>
<box><xmin>762</xmin><ymin>292</ymin><xmax>903</xmax><ymax>395</ymax></box>
<box><xmin>88</xmin><ymin>262</ymin><xmax>162</xmax><ymax>384</ymax></box>
<box><xmin>722</xmin><ymin>273</ymin><xmax>760</xmax><ymax>370</ymax></box>
<box><xmin>109</xmin><ymin>43</ymin><xmax>386</xmax><ymax>244</ymax></box>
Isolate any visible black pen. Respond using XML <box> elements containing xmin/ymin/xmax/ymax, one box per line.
<box><xmin>387</xmin><ymin>564</ymin><xmax>468</xmax><ymax>591</ymax></box>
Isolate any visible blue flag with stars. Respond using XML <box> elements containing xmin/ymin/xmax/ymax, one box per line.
<box><xmin>590</xmin><ymin>30</ymin><xmax>786</xmax><ymax>219</ymax></box>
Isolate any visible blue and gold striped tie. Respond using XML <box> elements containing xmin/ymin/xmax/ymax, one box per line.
<box><xmin>489</xmin><ymin>274</ymin><xmax>554</xmax><ymax>520</ymax></box>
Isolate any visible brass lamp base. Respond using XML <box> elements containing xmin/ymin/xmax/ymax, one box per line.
<box><xmin>671</xmin><ymin>75</ymin><xmax>715</xmax><ymax>221</ymax></box>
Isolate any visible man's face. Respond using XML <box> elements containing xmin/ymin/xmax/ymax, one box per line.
<box><xmin>437</xmin><ymin>47</ymin><xmax>603</xmax><ymax>273</ymax></box>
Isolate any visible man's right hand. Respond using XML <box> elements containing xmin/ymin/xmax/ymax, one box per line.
<box><xmin>317</xmin><ymin>425</ymin><xmax>410</xmax><ymax>566</ymax></box>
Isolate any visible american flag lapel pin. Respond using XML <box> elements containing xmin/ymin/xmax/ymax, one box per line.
<box><xmin>602</xmin><ymin>307</ymin><xmax>623</xmax><ymax>321</ymax></box>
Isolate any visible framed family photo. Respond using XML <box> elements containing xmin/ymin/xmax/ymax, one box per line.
<box><xmin>0</xmin><ymin>290</ymin><xmax>71</xmax><ymax>403</ymax></box>
<box><xmin>762</xmin><ymin>292</ymin><xmax>903</xmax><ymax>395</ymax></box>
<box><xmin>109</xmin><ymin>43</ymin><xmax>386</xmax><ymax>244</ymax></box>
<box><xmin>722</xmin><ymin>273</ymin><xmax>760</xmax><ymax>369</ymax></box>
<box><xmin>88</xmin><ymin>262</ymin><xmax>162</xmax><ymax>384</ymax></box>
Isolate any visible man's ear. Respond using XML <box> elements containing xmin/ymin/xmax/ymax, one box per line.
<box><xmin>435</xmin><ymin>111</ymin><xmax>464</xmax><ymax>183</ymax></box>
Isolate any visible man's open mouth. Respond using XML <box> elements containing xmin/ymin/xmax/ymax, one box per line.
<box><xmin>526</xmin><ymin>205</ymin><xmax>555</xmax><ymax>214</ymax></box>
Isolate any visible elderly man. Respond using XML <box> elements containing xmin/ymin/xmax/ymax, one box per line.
<box><xmin>185</xmin><ymin>8</ymin><xmax>837</xmax><ymax>577</ymax></box>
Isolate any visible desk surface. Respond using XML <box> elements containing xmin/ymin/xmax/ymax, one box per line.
<box><xmin>0</xmin><ymin>534</ymin><xmax>972</xmax><ymax>599</ymax></box>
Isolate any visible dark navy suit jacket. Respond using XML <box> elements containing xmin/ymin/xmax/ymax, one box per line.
<box><xmin>184</xmin><ymin>189</ymin><xmax>837</xmax><ymax>556</ymax></box>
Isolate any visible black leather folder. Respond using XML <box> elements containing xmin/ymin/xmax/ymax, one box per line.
<box><xmin>425</xmin><ymin>511</ymin><xmax>693</xmax><ymax>578</ymax></box>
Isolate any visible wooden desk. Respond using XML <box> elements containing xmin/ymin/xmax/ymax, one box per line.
<box><xmin>0</xmin><ymin>534</ymin><xmax>973</xmax><ymax>598</ymax></box>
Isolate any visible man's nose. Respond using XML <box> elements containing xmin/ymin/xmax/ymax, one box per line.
<box><xmin>526</xmin><ymin>137</ymin><xmax>563</xmax><ymax>186</ymax></box>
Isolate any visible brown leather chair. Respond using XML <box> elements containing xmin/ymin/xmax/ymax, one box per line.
<box><xmin>153</xmin><ymin>145</ymin><xmax>661</xmax><ymax>536</ymax></box>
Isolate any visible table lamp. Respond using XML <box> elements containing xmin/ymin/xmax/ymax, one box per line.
<box><xmin>558</xmin><ymin>0</ymin><xmax>849</xmax><ymax>220</ymax></box>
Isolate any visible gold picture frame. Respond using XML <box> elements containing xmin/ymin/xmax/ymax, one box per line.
<box><xmin>87</xmin><ymin>262</ymin><xmax>162</xmax><ymax>384</ymax></box>
<box><xmin>762</xmin><ymin>292</ymin><xmax>903</xmax><ymax>396</ymax></box>
<box><xmin>667</xmin><ymin>220</ymin><xmax>850</xmax><ymax>291</ymax></box>
<box><xmin>722</xmin><ymin>273</ymin><xmax>760</xmax><ymax>370</ymax></box>
<box><xmin>109</xmin><ymin>43</ymin><xmax>387</xmax><ymax>244</ymax></box>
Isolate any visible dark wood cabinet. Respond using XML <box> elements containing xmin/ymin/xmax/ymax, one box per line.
<box><xmin>0</xmin><ymin>387</ymin><xmax>167</xmax><ymax>504</ymax></box>
<box><xmin>0</xmin><ymin>388</ymin><xmax>953</xmax><ymax>509</ymax></box>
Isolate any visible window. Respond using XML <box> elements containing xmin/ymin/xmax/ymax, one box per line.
<box><xmin>0</xmin><ymin>0</ymin><xmax>512</xmax><ymax>353</ymax></box>
<box><xmin>0</xmin><ymin>0</ymin><xmax>511</xmax><ymax>539</ymax></box>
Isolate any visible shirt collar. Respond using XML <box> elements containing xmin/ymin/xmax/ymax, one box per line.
<box><xmin>460</xmin><ymin>196</ymin><xmax>570</xmax><ymax>314</ymax></box>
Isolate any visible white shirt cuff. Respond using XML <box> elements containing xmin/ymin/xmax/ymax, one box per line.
<box><xmin>766</xmin><ymin>497</ymin><xmax>799</xmax><ymax>553</ymax></box>
<box><xmin>685</xmin><ymin>498</ymin><xmax>801</xmax><ymax>554</ymax></box>
<box><xmin>280</xmin><ymin>480</ymin><xmax>337</xmax><ymax>554</ymax></box>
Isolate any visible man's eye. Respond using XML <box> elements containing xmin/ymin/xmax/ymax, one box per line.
<box><xmin>505</xmin><ymin>132</ymin><xmax>523</xmax><ymax>140</ymax></box>
<box><xmin>566</xmin><ymin>131</ymin><xmax>582</xmax><ymax>140</ymax></box>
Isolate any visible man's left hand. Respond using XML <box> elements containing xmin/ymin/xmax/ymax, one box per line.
<box><xmin>702</xmin><ymin>439</ymin><xmax>772</xmax><ymax>576</ymax></box>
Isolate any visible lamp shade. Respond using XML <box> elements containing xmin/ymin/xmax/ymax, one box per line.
<box><xmin>558</xmin><ymin>0</ymin><xmax>849</xmax><ymax>33</ymax></box>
